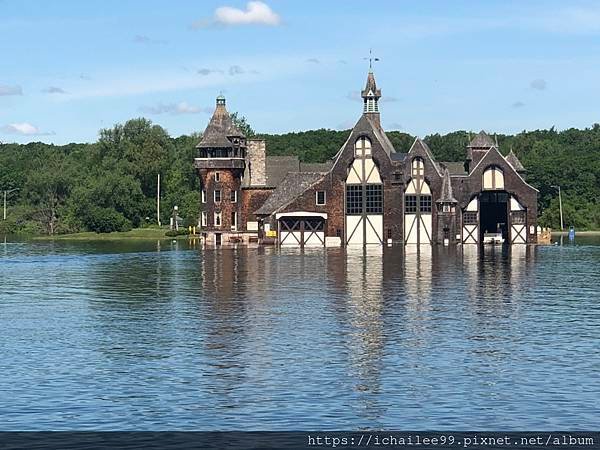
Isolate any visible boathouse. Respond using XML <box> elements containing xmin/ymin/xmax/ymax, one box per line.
<box><xmin>194</xmin><ymin>71</ymin><xmax>538</xmax><ymax>247</ymax></box>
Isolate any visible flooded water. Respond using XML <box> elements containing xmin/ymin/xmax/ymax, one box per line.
<box><xmin>1</xmin><ymin>236</ymin><xmax>599</xmax><ymax>430</ymax></box>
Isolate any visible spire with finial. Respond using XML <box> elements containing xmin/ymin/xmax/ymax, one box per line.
<box><xmin>361</xmin><ymin>50</ymin><xmax>381</xmax><ymax>114</ymax></box>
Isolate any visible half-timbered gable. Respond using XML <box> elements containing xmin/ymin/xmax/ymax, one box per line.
<box><xmin>452</xmin><ymin>146</ymin><xmax>538</xmax><ymax>244</ymax></box>
<box><xmin>195</xmin><ymin>69</ymin><xmax>539</xmax><ymax>247</ymax></box>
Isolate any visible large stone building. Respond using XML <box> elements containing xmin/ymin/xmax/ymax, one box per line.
<box><xmin>194</xmin><ymin>71</ymin><xmax>538</xmax><ymax>247</ymax></box>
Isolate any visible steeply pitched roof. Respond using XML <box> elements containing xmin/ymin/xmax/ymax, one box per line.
<box><xmin>439</xmin><ymin>161</ymin><xmax>467</xmax><ymax>176</ymax></box>
<box><xmin>299</xmin><ymin>161</ymin><xmax>332</xmax><ymax>172</ymax></box>
<box><xmin>505</xmin><ymin>149</ymin><xmax>526</xmax><ymax>172</ymax></box>
<box><xmin>196</xmin><ymin>97</ymin><xmax>244</xmax><ymax>149</ymax></box>
<box><xmin>468</xmin><ymin>130</ymin><xmax>495</xmax><ymax>149</ymax></box>
<box><xmin>265</xmin><ymin>156</ymin><xmax>300</xmax><ymax>187</ymax></box>
<box><xmin>255</xmin><ymin>172</ymin><xmax>324</xmax><ymax>216</ymax></box>
<box><xmin>361</xmin><ymin>71</ymin><xmax>381</xmax><ymax>98</ymax></box>
<box><xmin>407</xmin><ymin>138</ymin><xmax>443</xmax><ymax>176</ymax></box>
<box><xmin>437</xmin><ymin>168</ymin><xmax>457</xmax><ymax>203</ymax></box>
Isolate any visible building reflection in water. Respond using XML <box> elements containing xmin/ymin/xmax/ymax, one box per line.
<box><xmin>341</xmin><ymin>246</ymin><xmax>387</xmax><ymax>424</ymax></box>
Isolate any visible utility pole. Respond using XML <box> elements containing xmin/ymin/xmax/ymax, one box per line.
<box><xmin>3</xmin><ymin>188</ymin><xmax>19</xmax><ymax>220</ymax></box>
<box><xmin>157</xmin><ymin>174</ymin><xmax>161</xmax><ymax>227</ymax></box>
<box><xmin>551</xmin><ymin>185</ymin><xmax>564</xmax><ymax>231</ymax></box>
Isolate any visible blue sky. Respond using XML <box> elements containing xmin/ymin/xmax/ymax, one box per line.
<box><xmin>1</xmin><ymin>0</ymin><xmax>600</xmax><ymax>144</ymax></box>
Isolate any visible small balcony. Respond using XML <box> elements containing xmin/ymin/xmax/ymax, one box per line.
<box><xmin>194</xmin><ymin>158</ymin><xmax>246</xmax><ymax>170</ymax></box>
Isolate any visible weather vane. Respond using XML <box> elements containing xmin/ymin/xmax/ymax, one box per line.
<box><xmin>364</xmin><ymin>48</ymin><xmax>379</xmax><ymax>70</ymax></box>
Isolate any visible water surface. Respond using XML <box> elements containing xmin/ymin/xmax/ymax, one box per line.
<box><xmin>1</xmin><ymin>236</ymin><xmax>599</xmax><ymax>430</ymax></box>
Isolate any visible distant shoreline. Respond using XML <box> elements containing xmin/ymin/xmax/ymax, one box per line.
<box><xmin>551</xmin><ymin>230</ymin><xmax>600</xmax><ymax>235</ymax></box>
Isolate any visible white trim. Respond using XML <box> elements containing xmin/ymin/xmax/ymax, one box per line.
<box><xmin>276</xmin><ymin>211</ymin><xmax>328</xmax><ymax>220</ymax></box>
<box><xmin>316</xmin><ymin>190</ymin><xmax>326</xmax><ymax>206</ymax></box>
<box><xmin>453</xmin><ymin>146</ymin><xmax>539</xmax><ymax>192</ymax></box>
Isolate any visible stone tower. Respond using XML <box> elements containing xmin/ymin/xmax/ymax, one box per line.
<box><xmin>194</xmin><ymin>94</ymin><xmax>246</xmax><ymax>243</ymax></box>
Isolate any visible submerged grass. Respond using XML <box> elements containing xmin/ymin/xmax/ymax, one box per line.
<box><xmin>33</xmin><ymin>228</ymin><xmax>186</xmax><ymax>241</ymax></box>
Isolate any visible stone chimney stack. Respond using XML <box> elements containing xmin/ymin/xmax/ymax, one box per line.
<box><xmin>245</xmin><ymin>139</ymin><xmax>266</xmax><ymax>186</ymax></box>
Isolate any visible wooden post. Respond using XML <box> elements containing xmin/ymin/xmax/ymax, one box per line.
<box><xmin>157</xmin><ymin>174</ymin><xmax>161</xmax><ymax>227</ymax></box>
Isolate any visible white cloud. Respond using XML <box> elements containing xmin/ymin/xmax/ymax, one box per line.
<box><xmin>139</xmin><ymin>101</ymin><xmax>210</xmax><ymax>115</ymax></box>
<box><xmin>512</xmin><ymin>101</ymin><xmax>525</xmax><ymax>108</ymax></box>
<box><xmin>306</xmin><ymin>58</ymin><xmax>320</xmax><ymax>64</ymax></box>
<box><xmin>0</xmin><ymin>85</ymin><xmax>23</xmax><ymax>96</ymax></box>
<box><xmin>194</xmin><ymin>1</ymin><xmax>281</xmax><ymax>28</ymax></box>
<box><xmin>1</xmin><ymin>122</ymin><xmax>55</xmax><ymax>136</ymax></box>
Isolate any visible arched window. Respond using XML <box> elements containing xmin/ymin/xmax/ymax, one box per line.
<box><xmin>483</xmin><ymin>166</ymin><xmax>504</xmax><ymax>190</ymax></box>
<box><xmin>411</xmin><ymin>157</ymin><xmax>424</xmax><ymax>177</ymax></box>
<box><xmin>354</xmin><ymin>136</ymin><xmax>372</xmax><ymax>157</ymax></box>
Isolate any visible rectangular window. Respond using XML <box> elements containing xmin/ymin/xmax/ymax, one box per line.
<box><xmin>346</xmin><ymin>185</ymin><xmax>363</xmax><ymax>214</ymax></box>
<box><xmin>214</xmin><ymin>212</ymin><xmax>222</xmax><ymax>227</ymax></box>
<box><xmin>511</xmin><ymin>210</ymin><xmax>526</xmax><ymax>224</ymax></box>
<box><xmin>214</xmin><ymin>190</ymin><xmax>221</xmax><ymax>203</ymax></box>
<box><xmin>420</xmin><ymin>195</ymin><xmax>432</xmax><ymax>213</ymax></box>
<box><xmin>316</xmin><ymin>191</ymin><xmax>326</xmax><ymax>206</ymax></box>
<box><xmin>366</xmin><ymin>184</ymin><xmax>383</xmax><ymax>214</ymax></box>
<box><xmin>201</xmin><ymin>189</ymin><xmax>207</xmax><ymax>204</ymax></box>
<box><xmin>201</xmin><ymin>211</ymin><xmax>207</xmax><ymax>227</ymax></box>
<box><xmin>230</xmin><ymin>190</ymin><xmax>237</xmax><ymax>203</ymax></box>
<box><xmin>405</xmin><ymin>195</ymin><xmax>417</xmax><ymax>214</ymax></box>
<box><xmin>464</xmin><ymin>211</ymin><xmax>478</xmax><ymax>224</ymax></box>
<box><xmin>214</xmin><ymin>172</ymin><xmax>220</xmax><ymax>182</ymax></box>
<box><xmin>231</xmin><ymin>211</ymin><xmax>237</xmax><ymax>230</ymax></box>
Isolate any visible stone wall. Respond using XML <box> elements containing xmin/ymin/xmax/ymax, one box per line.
<box><xmin>245</xmin><ymin>139</ymin><xmax>266</xmax><ymax>187</ymax></box>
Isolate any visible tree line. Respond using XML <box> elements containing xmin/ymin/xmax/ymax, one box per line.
<box><xmin>1</xmin><ymin>118</ymin><xmax>598</xmax><ymax>235</ymax></box>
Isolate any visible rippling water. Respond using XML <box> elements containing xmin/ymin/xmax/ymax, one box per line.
<box><xmin>1</xmin><ymin>236</ymin><xmax>599</xmax><ymax>430</ymax></box>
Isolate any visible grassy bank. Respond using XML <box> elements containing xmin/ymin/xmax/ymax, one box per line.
<box><xmin>551</xmin><ymin>230</ymin><xmax>600</xmax><ymax>235</ymax></box>
<box><xmin>33</xmin><ymin>228</ymin><xmax>187</xmax><ymax>241</ymax></box>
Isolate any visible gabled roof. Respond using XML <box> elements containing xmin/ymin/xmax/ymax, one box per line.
<box><xmin>300</xmin><ymin>161</ymin><xmax>332</xmax><ymax>172</ymax></box>
<box><xmin>437</xmin><ymin>168</ymin><xmax>457</xmax><ymax>203</ymax></box>
<box><xmin>407</xmin><ymin>138</ymin><xmax>443</xmax><ymax>176</ymax></box>
<box><xmin>468</xmin><ymin>130</ymin><xmax>495</xmax><ymax>149</ymax></box>
<box><xmin>439</xmin><ymin>161</ymin><xmax>467</xmax><ymax>176</ymax></box>
<box><xmin>196</xmin><ymin>97</ymin><xmax>244</xmax><ymax>149</ymax></box>
<box><xmin>265</xmin><ymin>156</ymin><xmax>300</xmax><ymax>187</ymax></box>
<box><xmin>505</xmin><ymin>149</ymin><xmax>526</xmax><ymax>172</ymax></box>
<box><xmin>255</xmin><ymin>172</ymin><xmax>324</xmax><ymax>216</ymax></box>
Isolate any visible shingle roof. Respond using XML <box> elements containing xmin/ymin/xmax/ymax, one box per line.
<box><xmin>255</xmin><ymin>172</ymin><xmax>324</xmax><ymax>216</ymax></box>
<box><xmin>438</xmin><ymin>168</ymin><xmax>457</xmax><ymax>203</ymax></box>
<box><xmin>505</xmin><ymin>149</ymin><xmax>526</xmax><ymax>172</ymax></box>
<box><xmin>361</xmin><ymin>71</ymin><xmax>381</xmax><ymax>98</ymax></box>
<box><xmin>265</xmin><ymin>156</ymin><xmax>300</xmax><ymax>187</ymax></box>
<box><xmin>196</xmin><ymin>98</ymin><xmax>244</xmax><ymax>149</ymax></box>
<box><xmin>439</xmin><ymin>161</ymin><xmax>467</xmax><ymax>176</ymax></box>
<box><xmin>299</xmin><ymin>161</ymin><xmax>332</xmax><ymax>172</ymax></box>
<box><xmin>468</xmin><ymin>130</ymin><xmax>495</xmax><ymax>149</ymax></box>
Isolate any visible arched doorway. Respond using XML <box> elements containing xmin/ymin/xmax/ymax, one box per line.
<box><xmin>345</xmin><ymin>136</ymin><xmax>384</xmax><ymax>245</ymax></box>
<box><xmin>404</xmin><ymin>157</ymin><xmax>432</xmax><ymax>245</ymax></box>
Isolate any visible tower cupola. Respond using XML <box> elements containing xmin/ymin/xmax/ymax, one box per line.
<box><xmin>361</xmin><ymin>70</ymin><xmax>381</xmax><ymax>114</ymax></box>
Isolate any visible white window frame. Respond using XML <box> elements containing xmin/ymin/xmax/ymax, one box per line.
<box><xmin>201</xmin><ymin>211</ymin><xmax>207</xmax><ymax>227</ymax></box>
<box><xmin>201</xmin><ymin>189</ymin><xmax>207</xmax><ymax>204</ymax></box>
<box><xmin>316</xmin><ymin>191</ymin><xmax>326</xmax><ymax>206</ymax></box>
<box><xmin>214</xmin><ymin>189</ymin><xmax>221</xmax><ymax>203</ymax></box>
<box><xmin>231</xmin><ymin>211</ymin><xmax>237</xmax><ymax>231</ymax></box>
<box><xmin>231</xmin><ymin>190</ymin><xmax>237</xmax><ymax>203</ymax></box>
<box><xmin>214</xmin><ymin>212</ymin><xmax>222</xmax><ymax>227</ymax></box>
<box><xmin>354</xmin><ymin>136</ymin><xmax>372</xmax><ymax>157</ymax></box>
<box><xmin>214</xmin><ymin>172</ymin><xmax>220</xmax><ymax>182</ymax></box>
